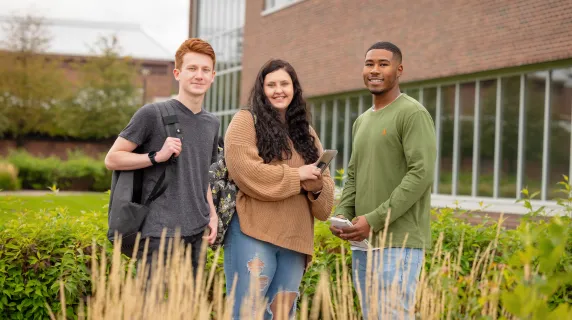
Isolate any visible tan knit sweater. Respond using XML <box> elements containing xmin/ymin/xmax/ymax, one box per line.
<box><xmin>224</xmin><ymin>110</ymin><xmax>334</xmax><ymax>256</ymax></box>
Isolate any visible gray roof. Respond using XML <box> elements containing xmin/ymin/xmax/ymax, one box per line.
<box><xmin>0</xmin><ymin>16</ymin><xmax>173</xmax><ymax>61</ymax></box>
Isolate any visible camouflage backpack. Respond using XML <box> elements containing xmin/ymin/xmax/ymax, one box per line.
<box><xmin>209</xmin><ymin>109</ymin><xmax>256</xmax><ymax>249</ymax></box>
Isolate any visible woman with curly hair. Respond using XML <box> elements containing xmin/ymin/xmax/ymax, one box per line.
<box><xmin>223</xmin><ymin>59</ymin><xmax>334</xmax><ymax>319</ymax></box>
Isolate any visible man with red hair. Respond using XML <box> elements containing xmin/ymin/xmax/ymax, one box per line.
<box><xmin>105</xmin><ymin>38</ymin><xmax>220</xmax><ymax>274</ymax></box>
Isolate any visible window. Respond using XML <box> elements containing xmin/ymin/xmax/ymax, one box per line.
<box><xmin>141</xmin><ymin>63</ymin><xmax>168</xmax><ymax>76</ymax></box>
<box><xmin>263</xmin><ymin>0</ymin><xmax>304</xmax><ymax>15</ymax></box>
<box><xmin>195</xmin><ymin>0</ymin><xmax>245</xmax><ymax>116</ymax></box>
<box><xmin>305</xmin><ymin>63</ymin><xmax>572</xmax><ymax>201</ymax></box>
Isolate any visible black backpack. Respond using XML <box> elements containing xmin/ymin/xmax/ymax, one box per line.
<box><xmin>107</xmin><ymin>101</ymin><xmax>182</xmax><ymax>257</ymax></box>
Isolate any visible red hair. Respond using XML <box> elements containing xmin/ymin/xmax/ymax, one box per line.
<box><xmin>175</xmin><ymin>38</ymin><xmax>216</xmax><ymax>69</ymax></box>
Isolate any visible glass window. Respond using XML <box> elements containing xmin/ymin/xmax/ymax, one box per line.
<box><xmin>455</xmin><ymin>82</ymin><xmax>476</xmax><ymax>196</ymax></box>
<box><xmin>333</xmin><ymin>99</ymin><xmax>345</xmax><ymax>182</ymax></box>
<box><xmin>549</xmin><ymin>67</ymin><xmax>572</xmax><ymax>200</ymax></box>
<box><xmin>498</xmin><ymin>76</ymin><xmax>521</xmax><ymax>198</ymax></box>
<box><xmin>340</xmin><ymin>96</ymin><xmax>361</xmax><ymax>183</ymax></box>
<box><xmin>321</xmin><ymin>101</ymin><xmax>331</xmax><ymax>151</ymax></box>
<box><xmin>522</xmin><ymin>71</ymin><xmax>548</xmax><ymax>198</ymax></box>
<box><xmin>361</xmin><ymin>94</ymin><xmax>372</xmax><ymax>114</ymax></box>
<box><xmin>224</xmin><ymin>73</ymin><xmax>231</xmax><ymax>111</ymax></box>
<box><xmin>475</xmin><ymin>79</ymin><xmax>498</xmax><ymax>197</ymax></box>
<box><xmin>423</xmin><ymin>87</ymin><xmax>437</xmax><ymax>121</ymax></box>
<box><xmin>348</xmin><ymin>96</ymin><xmax>360</xmax><ymax>154</ymax></box>
<box><xmin>313</xmin><ymin>102</ymin><xmax>322</xmax><ymax>141</ymax></box>
<box><xmin>210</xmin><ymin>78</ymin><xmax>218</xmax><ymax>112</ymax></box>
<box><xmin>406</xmin><ymin>87</ymin><xmax>420</xmax><ymax>101</ymax></box>
<box><xmin>264</xmin><ymin>0</ymin><xmax>299</xmax><ymax>11</ymax></box>
<box><xmin>437</xmin><ymin>85</ymin><xmax>455</xmax><ymax>195</ymax></box>
<box><xmin>195</xmin><ymin>0</ymin><xmax>245</xmax><ymax>129</ymax></box>
<box><xmin>235</xmin><ymin>70</ymin><xmax>242</xmax><ymax>109</ymax></box>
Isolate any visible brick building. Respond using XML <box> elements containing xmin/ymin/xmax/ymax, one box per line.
<box><xmin>189</xmin><ymin>0</ymin><xmax>572</xmax><ymax>208</ymax></box>
<box><xmin>0</xmin><ymin>17</ymin><xmax>178</xmax><ymax>158</ymax></box>
<box><xmin>0</xmin><ymin>17</ymin><xmax>177</xmax><ymax>102</ymax></box>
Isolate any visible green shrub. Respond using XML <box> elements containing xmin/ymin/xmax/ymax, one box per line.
<box><xmin>4</xmin><ymin>150</ymin><xmax>111</xmax><ymax>192</ymax></box>
<box><xmin>0</xmin><ymin>208</ymin><xmax>110</xmax><ymax>319</ymax></box>
<box><xmin>1</xmin><ymin>181</ymin><xmax>571</xmax><ymax>318</ymax></box>
<box><xmin>57</xmin><ymin>157</ymin><xmax>110</xmax><ymax>192</ymax></box>
<box><xmin>87</xmin><ymin>169</ymin><xmax>111</xmax><ymax>192</ymax></box>
<box><xmin>0</xmin><ymin>162</ymin><xmax>20</xmax><ymax>191</ymax></box>
<box><xmin>6</xmin><ymin>151</ymin><xmax>60</xmax><ymax>190</ymax></box>
<box><xmin>501</xmin><ymin>216</ymin><xmax>572</xmax><ymax>318</ymax></box>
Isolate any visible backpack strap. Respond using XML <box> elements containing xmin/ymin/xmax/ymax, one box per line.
<box><xmin>144</xmin><ymin>101</ymin><xmax>182</xmax><ymax>205</ymax></box>
<box><xmin>162</xmin><ymin>100</ymin><xmax>184</xmax><ymax>142</ymax></box>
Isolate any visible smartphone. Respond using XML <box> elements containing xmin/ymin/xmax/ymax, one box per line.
<box><xmin>328</xmin><ymin>216</ymin><xmax>370</xmax><ymax>249</ymax></box>
<box><xmin>316</xmin><ymin>149</ymin><xmax>338</xmax><ymax>173</ymax></box>
<box><xmin>329</xmin><ymin>216</ymin><xmax>354</xmax><ymax>229</ymax></box>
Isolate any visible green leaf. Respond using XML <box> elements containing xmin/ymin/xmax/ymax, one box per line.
<box><xmin>547</xmin><ymin>303</ymin><xmax>572</xmax><ymax>320</ymax></box>
<box><xmin>501</xmin><ymin>291</ymin><xmax>523</xmax><ymax>316</ymax></box>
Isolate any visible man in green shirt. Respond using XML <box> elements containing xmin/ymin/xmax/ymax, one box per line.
<box><xmin>330</xmin><ymin>41</ymin><xmax>436</xmax><ymax>319</ymax></box>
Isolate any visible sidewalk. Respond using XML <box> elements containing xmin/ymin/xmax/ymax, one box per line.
<box><xmin>0</xmin><ymin>190</ymin><xmax>105</xmax><ymax>196</ymax></box>
<box><xmin>431</xmin><ymin>194</ymin><xmax>563</xmax><ymax>216</ymax></box>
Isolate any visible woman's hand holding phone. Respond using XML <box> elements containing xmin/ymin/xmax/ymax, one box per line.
<box><xmin>298</xmin><ymin>164</ymin><xmax>321</xmax><ymax>181</ymax></box>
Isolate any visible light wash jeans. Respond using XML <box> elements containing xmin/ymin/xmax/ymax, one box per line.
<box><xmin>352</xmin><ymin>248</ymin><xmax>424</xmax><ymax>320</ymax></box>
<box><xmin>224</xmin><ymin>215</ymin><xmax>306</xmax><ymax>320</ymax></box>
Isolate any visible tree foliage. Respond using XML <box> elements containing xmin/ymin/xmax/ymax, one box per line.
<box><xmin>60</xmin><ymin>35</ymin><xmax>141</xmax><ymax>139</ymax></box>
<box><xmin>0</xmin><ymin>15</ymin><xmax>68</xmax><ymax>143</ymax></box>
<box><xmin>0</xmin><ymin>15</ymin><xmax>144</xmax><ymax>141</ymax></box>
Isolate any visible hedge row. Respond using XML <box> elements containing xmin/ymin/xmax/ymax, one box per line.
<box><xmin>0</xmin><ymin>150</ymin><xmax>111</xmax><ymax>192</ymax></box>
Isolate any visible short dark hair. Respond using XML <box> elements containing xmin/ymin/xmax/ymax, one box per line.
<box><xmin>366</xmin><ymin>42</ymin><xmax>402</xmax><ymax>63</ymax></box>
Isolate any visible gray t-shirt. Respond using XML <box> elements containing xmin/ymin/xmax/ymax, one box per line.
<box><xmin>119</xmin><ymin>99</ymin><xmax>220</xmax><ymax>238</ymax></box>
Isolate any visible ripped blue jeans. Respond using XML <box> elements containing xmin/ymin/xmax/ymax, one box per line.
<box><xmin>352</xmin><ymin>248</ymin><xmax>424</xmax><ymax>320</ymax></box>
<box><xmin>224</xmin><ymin>215</ymin><xmax>305</xmax><ymax>320</ymax></box>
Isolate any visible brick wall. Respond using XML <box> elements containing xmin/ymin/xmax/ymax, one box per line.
<box><xmin>57</xmin><ymin>55</ymin><xmax>176</xmax><ymax>102</ymax></box>
<box><xmin>241</xmin><ymin>0</ymin><xmax>572</xmax><ymax>103</ymax></box>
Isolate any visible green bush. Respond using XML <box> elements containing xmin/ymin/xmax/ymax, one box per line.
<box><xmin>500</xmin><ymin>216</ymin><xmax>572</xmax><ymax>318</ymax></box>
<box><xmin>3</xmin><ymin>207</ymin><xmax>570</xmax><ymax>319</ymax></box>
<box><xmin>1</xmin><ymin>181</ymin><xmax>571</xmax><ymax>318</ymax></box>
<box><xmin>6</xmin><ymin>151</ymin><xmax>60</xmax><ymax>190</ymax></box>
<box><xmin>0</xmin><ymin>208</ymin><xmax>110</xmax><ymax>319</ymax></box>
<box><xmin>57</xmin><ymin>157</ymin><xmax>111</xmax><ymax>192</ymax></box>
<box><xmin>0</xmin><ymin>162</ymin><xmax>20</xmax><ymax>191</ymax></box>
<box><xmin>4</xmin><ymin>150</ymin><xmax>111</xmax><ymax>192</ymax></box>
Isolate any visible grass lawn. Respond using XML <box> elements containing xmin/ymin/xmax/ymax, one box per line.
<box><xmin>0</xmin><ymin>193</ymin><xmax>109</xmax><ymax>224</ymax></box>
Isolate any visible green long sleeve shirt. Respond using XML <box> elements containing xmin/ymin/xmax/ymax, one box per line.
<box><xmin>335</xmin><ymin>94</ymin><xmax>436</xmax><ymax>249</ymax></box>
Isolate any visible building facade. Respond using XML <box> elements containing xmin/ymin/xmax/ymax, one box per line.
<box><xmin>0</xmin><ymin>17</ymin><xmax>177</xmax><ymax>159</ymax></box>
<box><xmin>189</xmin><ymin>0</ymin><xmax>572</xmax><ymax>208</ymax></box>
<box><xmin>0</xmin><ymin>17</ymin><xmax>177</xmax><ymax>102</ymax></box>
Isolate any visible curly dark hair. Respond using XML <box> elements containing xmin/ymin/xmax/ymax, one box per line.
<box><xmin>247</xmin><ymin>59</ymin><xmax>319</xmax><ymax>164</ymax></box>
